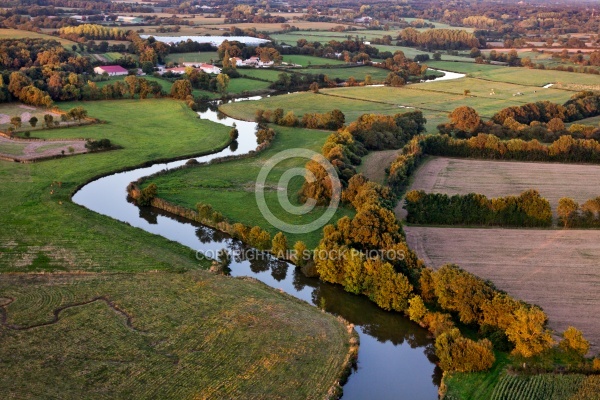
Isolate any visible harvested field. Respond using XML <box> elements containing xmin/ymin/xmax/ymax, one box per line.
<box><xmin>0</xmin><ymin>28</ymin><xmax>77</xmax><ymax>48</ymax></box>
<box><xmin>0</xmin><ymin>136</ymin><xmax>87</xmax><ymax>161</ymax></box>
<box><xmin>404</xmin><ymin>226</ymin><xmax>600</xmax><ymax>352</ymax></box>
<box><xmin>0</xmin><ymin>272</ymin><xmax>352</xmax><ymax>399</ymax></box>
<box><xmin>403</xmin><ymin>157</ymin><xmax>600</xmax><ymax>218</ymax></box>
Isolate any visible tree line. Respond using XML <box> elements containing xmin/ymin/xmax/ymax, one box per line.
<box><xmin>439</xmin><ymin>92</ymin><xmax>600</xmax><ymax>143</ymax></box>
<box><xmin>396</xmin><ymin>28</ymin><xmax>482</xmax><ymax>50</ymax></box>
<box><xmin>404</xmin><ymin>190</ymin><xmax>552</xmax><ymax>227</ymax></box>
<box><xmin>58</xmin><ymin>24</ymin><xmax>127</xmax><ymax>41</ymax></box>
<box><xmin>557</xmin><ymin>196</ymin><xmax>600</xmax><ymax>228</ymax></box>
<box><xmin>300</xmin><ymin>111</ymin><xmax>426</xmax><ymax>203</ymax></box>
<box><xmin>387</xmin><ymin>133</ymin><xmax>600</xmax><ymax>200</ymax></box>
<box><xmin>310</xmin><ymin>169</ymin><xmax>564</xmax><ymax>372</ymax></box>
<box><xmin>254</xmin><ymin>108</ymin><xmax>345</xmax><ymax>130</ymax></box>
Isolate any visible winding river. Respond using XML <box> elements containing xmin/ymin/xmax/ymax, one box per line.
<box><xmin>74</xmin><ymin>71</ymin><xmax>463</xmax><ymax>399</ymax></box>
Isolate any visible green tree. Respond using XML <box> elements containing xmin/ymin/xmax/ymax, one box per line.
<box><xmin>364</xmin><ymin>258</ymin><xmax>412</xmax><ymax>312</ymax></box>
<box><xmin>67</xmin><ymin>106</ymin><xmax>88</xmax><ymax>124</ymax></box>
<box><xmin>309</xmin><ymin>82</ymin><xmax>319</xmax><ymax>93</ymax></box>
<box><xmin>229</xmin><ymin>126</ymin><xmax>239</xmax><ymax>140</ymax></box>
<box><xmin>10</xmin><ymin>116</ymin><xmax>21</xmax><ymax>131</ymax></box>
<box><xmin>341</xmin><ymin>249</ymin><xmax>366</xmax><ymax>294</ymax></box>
<box><xmin>433</xmin><ymin>264</ymin><xmax>494</xmax><ymax>324</ymax></box>
<box><xmin>137</xmin><ymin>183</ymin><xmax>158</xmax><ymax>206</ymax></box>
<box><xmin>28</xmin><ymin>116</ymin><xmax>38</xmax><ymax>128</ymax></box>
<box><xmin>505</xmin><ymin>305</ymin><xmax>554</xmax><ymax>358</ymax></box>
<box><xmin>435</xmin><ymin>328</ymin><xmax>495</xmax><ymax>372</ymax></box>
<box><xmin>43</xmin><ymin>114</ymin><xmax>54</xmax><ymax>129</ymax></box>
<box><xmin>124</xmin><ymin>75</ymin><xmax>139</xmax><ymax>98</ymax></box>
<box><xmin>547</xmin><ymin>117</ymin><xmax>565</xmax><ymax>133</ymax></box>
<box><xmin>141</xmin><ymin>61</ymin><xmax>155</xmax><ymax>75</ymax></box>
<box><xmin>292</xmin><ymin>241</ymin><xmax>308</xmax><ymax>267</ymax></box>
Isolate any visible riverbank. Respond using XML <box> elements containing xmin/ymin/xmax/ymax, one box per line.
<box><xmin>0</xmin><ymin>98</ymin><xmax>357</xmax><ymax>399</ymax></box>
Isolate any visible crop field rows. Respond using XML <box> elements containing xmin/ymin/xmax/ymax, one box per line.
<box><xmin>490</xmin><ymin>374</ymin><xmax>600</xmax><ymax>400</ymax></box>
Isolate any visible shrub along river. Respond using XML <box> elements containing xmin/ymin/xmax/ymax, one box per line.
<box><xmin>74</xmin><ymin>71</ymin><xmax>463</xmax><ymax>398</ymax></box>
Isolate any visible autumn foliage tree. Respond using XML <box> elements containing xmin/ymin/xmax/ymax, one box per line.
<box><xmin>435</xmin><ymin>328</ymin><xmax>495</xmax><ymax>372</ymax></box>
<box><xmin>448</xmin><ymin>106</ymin><xmax>482</xmax><ymax>135</ymax></box>
<box><xmin>271</xmin><ymin>232</ymin><xmax>288</xmax><ymax>258</ymax></box>
<box><xmin>560</xmin><ymin>327</ymin><xmax>590</xmax><ymax>356</ymax></box>
<box><xmin>170</xmin><ymin>79</ymin><xmax>192</xmax><ymax>100</ymax></box>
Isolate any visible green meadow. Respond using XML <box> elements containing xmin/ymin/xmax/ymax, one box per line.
<box><xmin>0</xmin><ymin>98</ymin><xmax>351</xmax><ymax>398</ymax></box>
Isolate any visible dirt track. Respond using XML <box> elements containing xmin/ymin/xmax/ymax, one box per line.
<box><xmin>405</xmin><ymin>226</ymin><xmax>600</xmax><ymax>352</ymax></box>
<box><xmin>0</xmin><ymin>136</ymin><xmax>87</xmax><ymax>161</ymax></box>
<box><xmin>358</xmin><ymin>149</ymin><xmax>402</xmax><ymax>184</ymax></box>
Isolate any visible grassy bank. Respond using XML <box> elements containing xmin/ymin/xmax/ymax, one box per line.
<box><xmin>140</xmin><ymin>125</ymin><xmax>355</xmax><ymax>248</ymax></box>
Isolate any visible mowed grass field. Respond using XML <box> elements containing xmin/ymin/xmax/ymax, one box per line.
<box><xmin>569</xmin><ymin>115</ymin><xmax>600</xmax><ymax>127</ymax></box>
<box><xmin>164</xmin><ymin>51</ymin><xmax>219</xmax><ymax>64</ymax></box>
<box><xmin>321</xmin><ymin>79</ymin><xmax>574</xmax><ymax>113</ymax></box>
<box><xmin>220</xmin><ymin>73</ymin><xmax>576</xmax><ymax>132</ymax></box>
<box><xmin>219</xmin><ymin>91</ymin><xmax>402</xmax><ymax>123</ymax></box>
<box><xmin>296</xmin><ymin>66</ymin><xmax>393</xmax><ymax>82</ymax></box>
<box><xmin>405</xmin><ymin>226</ymin><xmax>600</xmax><ymax>352</ymax></box>
<box><xmin>142</xmin><ymin>125</ymin><xmax>355</xmax><ymax>248</ymax></box>
<box><xmin>281</xmin><ymin>54</ymin><xmax>347</xmax><ymax>67</ymax></box>
<box><xmin>204</xmin><ymin>21</ymin><xmax>364</xmax><ymax>32</ymax></box>
<box><xmin>428</xmin><ymin>61</ymin><xmax>600</xmax><ymax>89</ymax></box>
<box><xmin>371</xmin><ymin>44</ymin><xmax>474</xmax><ymax>62</ymax></box>
<box><xmin>227</xmin><ymin>77</ymin><xmax>272</xmax><ymax>93</ymax></box>
<box><xmin>0</xmin><ymin>272</ymin><xmax>352</xmax><ymax>399</ymax></box>
<box><xmin>404</xmin><ymin>156</ymin><xmax>600</xmax><ymax>217</ymax></box>
<box><xmin>0</xmin><ymin>98</ymin><xmax>231</xmax><ymax>274</ymax></box>
<box><xmin>0</xmin><ymin>28</ymin><xmax>77</xmax><ymax>48</ymax></box>
<box><xmin>238</xmin><ymin>68</ymin><xmax>286</xmax><ymax>82</ymax></box>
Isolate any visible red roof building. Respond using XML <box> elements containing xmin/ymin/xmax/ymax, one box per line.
<box><xmin>93</xmin><ymin>65</ymin><xmax>129</xmax><ymax>76</ymax></box>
